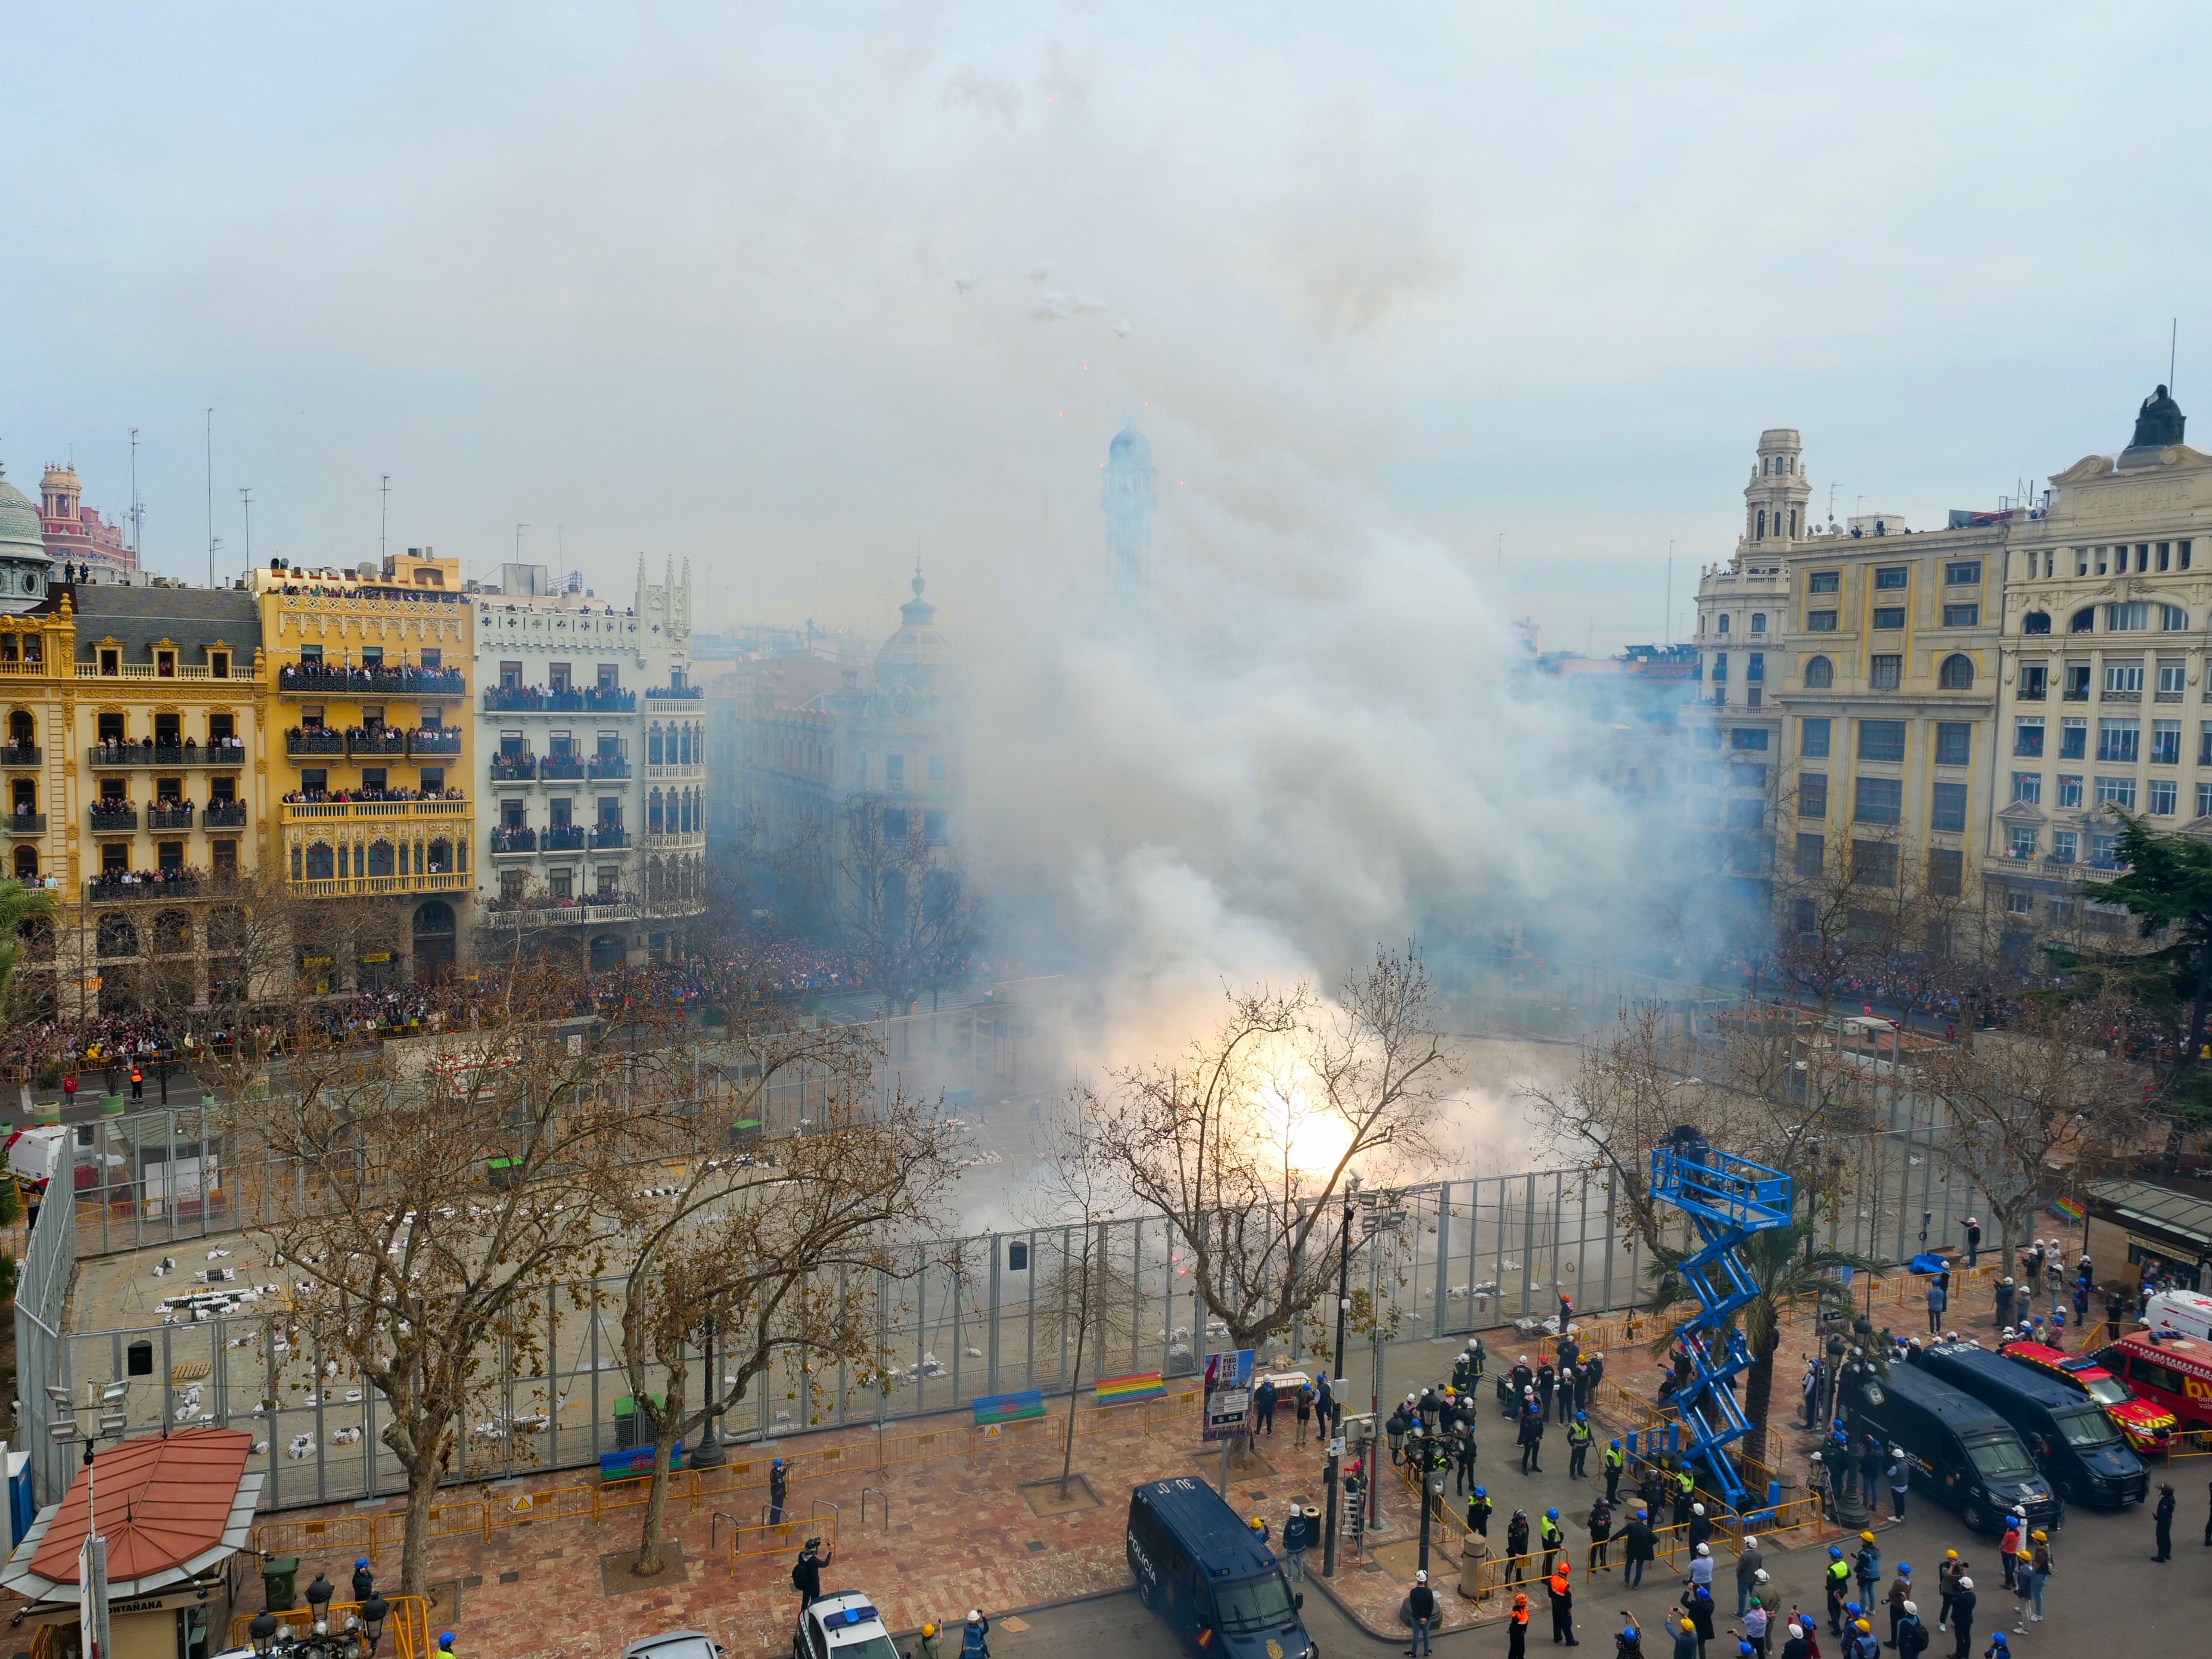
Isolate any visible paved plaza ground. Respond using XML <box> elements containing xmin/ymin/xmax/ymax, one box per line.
<box><xmin>23</xmin><ymin>1260</ymin><xmax>2192</xmax><ymax>1659</ymax></box>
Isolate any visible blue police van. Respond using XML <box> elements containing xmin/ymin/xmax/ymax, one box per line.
<box><xmin>1126</xmin><ymin>1478</ymin><xmax>1317</xmax><ymax>1659</ymax></box>
<box><xmin>1917</xmin><ymin>1341</ymin><xmax>2148</xmax><ymax>1508</ymax></box>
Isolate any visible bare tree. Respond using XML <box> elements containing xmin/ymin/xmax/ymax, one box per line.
<box><xmin>838</xmin><ymin>796</ymin><xmax>978</xmax><ymax>1016</ymax></box>
<box><xmin>611</xmin><ymin>1002</ymin><xmax>955</xmax><ymax>1574</ymax></box>
<box><xmin>1089</xmin><ymin>946</ymin><xmax>1455</xmax><ymax>1354</ymax></box>
<box><xmin>1028</xmin><ymin>1098</ymin><xmax>1138</xmax><ymax>1498</ymax></box>
<box><xmin>230</xmin><ymin>964</ymin><xmax>666</xmax><ymax>1595</ymax></box>
<box><xmin>1918</xmin><ymin>996</ymin><xmax>2148</xmax><ymax>1268</ymax></box>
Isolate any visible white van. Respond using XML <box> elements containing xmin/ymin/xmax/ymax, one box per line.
<box><xmin>2142</xmin><ymin>1288</ymin><xmax>2212</xmax><ymax>1344</ymax></box>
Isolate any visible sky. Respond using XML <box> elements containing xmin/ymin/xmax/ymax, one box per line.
<box><xmin>5</xmin><ymin>4</ymin><xmax>2208</xmax><ymax>658</ymax></box>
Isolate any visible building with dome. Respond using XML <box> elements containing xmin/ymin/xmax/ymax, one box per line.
<box><xmin>716</xmin><ymin>571</ymin><xmax>962</xmax><ymax>996</ymax></box>
<box><xmin>0</xmin><ymin>458</ymin><xmax>58</xmax><ymax>612</ymax></box>
<box><xmin>38</xmin><ymin>461</ymin><xmax>136</xmax><ymax>579</ymax></box>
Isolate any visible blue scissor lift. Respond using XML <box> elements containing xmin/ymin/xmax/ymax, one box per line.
<box><xmin>1647</xmin><ymin>1130</ymin><xmax>1794</xmax><ymax>1514</ymax></box>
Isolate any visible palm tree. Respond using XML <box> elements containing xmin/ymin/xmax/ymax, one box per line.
<box><xmin>1642</xmin><ymin>1220</ymin><xmax>1878</xmax><ymax>1471</ymax></box>
<box><xmin>0</xmin><ymin>875</ymin><xmax>55</xmax><ymax>1005</ymax></box>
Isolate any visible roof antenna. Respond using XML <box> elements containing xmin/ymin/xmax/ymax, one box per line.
<box><xmin>2170</xmin><ymin>317</ymin><xmax>2179</xmax><ymax>394</ymax></box>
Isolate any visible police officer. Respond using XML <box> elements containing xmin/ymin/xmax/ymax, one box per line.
<box><xmin>1540</xmin><ymin>1507</ymin><xmax>1565</xmax><ymax>1577</ymax></box>
<box><xmin>1537</xmin><ymin>1359</ymin><xmax>1558</xmax><ymax>1418</ymax></box>
<box><xmin>1569</xmin><ymin>1412</ymin><xmax>1595</xmax><ymax>1478</ymax></box>
<box><xmin>1453</xmin><ymin>1342</ymin><xmax>1479</xmax><ymax>1391</ymax></box>
<box><xmin>1993</xmin><ymin>1276</ymin><xmax>2015</xmax><ymax>1330</ymax></box>
<box><xmin>1587</xmin><ymin>1496</ymin><xmax>1614</xmax><ymax>1572</ymax></box>
<box><xmin>1467</xmin><ymin>1484</ymin><xmax>1493</xmax><ymax>1538</ymax></box>
<box><xmin>1521</xmin><ymin>1398</ymin><xmax>1547</xmax><ymax>1473</ymax></box>
<box><xmin>1507</xmin><ymin>1509</ymin><xmax>1532</xmax><ymax>1583</ymax></box>
<box><xmin>1454</xmin><ymin>1418</ymin><xmax>1480</xmax><ymax>1494</ymax></box>
<box><xmin>769</xmin><ymin>1456</ymin><xmax>790</xmax><ymax>1525</ymax></box>
<box><xmin>1825</xmin><ymin>1546</ymin><xmax>1853</xmax><ymax>1638</ymax></box>
<box><xmin>2153</xmin><ymin>1481</ymin><xmax>2176</xmax><ymax>1561</ymax></box>
<box><xmin>1604</xmin><ymin>1438</ymin><xmax>1626</xmax><ymax>1504</ymax></box>
<box><xmin>1673</xmin><ymin>1464</ymin><xmax>1695</xmax><ymax>1528</ymax></box>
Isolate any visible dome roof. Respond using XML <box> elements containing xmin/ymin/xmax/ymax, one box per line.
<box><xmin>1107</xmin><ymin>425</ymin><xmax>1153</xmax><ymax>470</ymax></box>
<box><xmin>0</xmin><ymin>461</ymin><xmax>46</xmax><ymax>559</ymax></box>
<box><xmin>874</xmin><ymin>571</ymin><xmax>946</xmax><ymax>679</ymax></box>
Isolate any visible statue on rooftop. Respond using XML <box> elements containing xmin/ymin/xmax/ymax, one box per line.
<box><xmin>2131</xmin><ymin>384</ymin><xmax>2186</xmax><ymax>449</ymax></box>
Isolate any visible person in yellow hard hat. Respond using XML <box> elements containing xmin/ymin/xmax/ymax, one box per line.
<box><xmin>917</xmin><ymin>1625</ymin><xmax>942</xmax><ymax>1659</ymax></box>
<box><xmin>1249</xmin><ymin>1514</ymin><xmax>1270</xmax><ymax>1545</ymax></box>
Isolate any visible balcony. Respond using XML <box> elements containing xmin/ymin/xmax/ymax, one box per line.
<box><xmin>589</xmin><ymin>826</ymin><xmax>628</xmax><ymax>850</ymax></box>
<box><xmin>483</xmin><ymin>893</ymin><xmax>638</xmax><ymax>924</ymax></box>
<box><xmin>348</xmin><ymin>727</ymin><xmax>408</xmax><ymax>757</ymax></box>
<box><xmin>645</xmin><ymin>762</ymin><xmax>706</xmax><ymax>782</ymax></box>
<box><xmin>490</xmin><ymin>754</ymin><xmax>538</xmax><ymax>782</ymax></box>
<box><xmin>481</xmin><ymin>685</ymin><xmax>638</xmax><ymax>714</ymax></box>
<box><xmin>280</xmin><ymin>797</ymin><xmax>471</xmax><ymax>824</ymax></box>
<box><xmin>204</xmin><ymin>801</ymin><xmax>249</xmax><ymax>828</ymax></box>
<box><xmin>276</xmin><ymin>664</ymin><xmax>467</xmax><ymax>697</ymax></box>
<box><xmin>2103</xmin><ymin>689</ymin><xmax>2142</xmax><ymax>704</ymax></box>
<box><xmin>539</xmin><ymin>754</ymin><xmax>585</xmax><ymax>780</ymax></box>
<box><xmin>543</xmin><ymin>825</ymin><xmax>587</xmax><ymax>852</ymax></box>
<box><xmin>148</xmin><ymin>805</ymin><xmax>195</xmax><ymax>831</ymax></box>
<box><xmin>490</xmin><ymin>827</ymin><xmax>539</xmax><ymax>855</ymax></box>
<box><xmin>88</xmin><ymin>804</ymin><xmax>138</xmax><ymax>832</ymax></box>
<box><xmin>645</xmin><ymin>684</ymin><xmax>705</xmax><ymax>701</ymax></box>
<box><xmin>285</xmin><ymin>729</ymin><xmax>346</xmax><ymax>757</ymax></box>
<box><xmin>0</xmin><ymin>744</ymin><xmax>39</xmax><ymax>767</ymax></box>
<box><xmin>4</xmin><ymin>812</ymin><xmax>44</xmax><ymax>834</ymax></box>
<box><xmin>89</xmin><ymin>741</ymin><xmax>249</xmax><ymax>768</ymax></box>
<box><xmin>409</xmin><ymin>728</ymin><xmax>462</xmax><ymax>757</ymax></box>
<box><xmin>86</xmin><ymin>871</ymin><xmax>204</xmax><ymax>903</ymax></box>
<box><xmin>288</xmin><ymin>871</ymin><xmax>471</xmax><ymax>900</ymax></box>
<box><xmin>2157</xmin><ymin>691</ymin><xmax>2185</xmax><ymax>704</ymax></box>
<box><xmin>587</xmin><ymin>755</ymin><xmax>631</xmax><ymax>781</ymax></box>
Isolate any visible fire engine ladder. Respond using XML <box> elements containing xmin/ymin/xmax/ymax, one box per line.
<box><xmin>1648</xmin><ymin>1136</ymin><xmax>1794</xmax><ymax>1513</ymax></box>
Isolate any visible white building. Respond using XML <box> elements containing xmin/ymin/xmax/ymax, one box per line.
<box><xmin>473</xmin><ymin>557</ymin><xmax>706</xmax><ymax>967</ymax></box>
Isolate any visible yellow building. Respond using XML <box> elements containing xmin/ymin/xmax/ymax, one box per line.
<box><xmin>0</xmin><ymin>579</ymin><xmax>269</xmax><ymax>1016</ymax></box>
<box><xmin>251</xmin><ymin>549</ymin><xmax>475</xmax><ymax>980</ymax></box>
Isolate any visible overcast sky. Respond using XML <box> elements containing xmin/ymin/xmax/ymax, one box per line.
<box><xmin>3</xmin><ymin>4</ymin><xmax>2205</xmax><ymax>655</ymax></box>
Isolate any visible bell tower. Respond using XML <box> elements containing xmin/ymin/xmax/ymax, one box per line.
<box><xmin>1742</xmin><ymin>429</ymin><xmax>1810</xmax><ymax>549</ymax></box>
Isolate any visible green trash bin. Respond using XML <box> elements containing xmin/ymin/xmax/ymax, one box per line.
<box><xmin>100</xmin><ymin>1093</ymin><xmax>128</xmax><ymax>1116</ymax></box>
<box><xmin>261</xmin><ymin>1556</ymin><xmax>301</xmax><ymax>1610</ymax></box>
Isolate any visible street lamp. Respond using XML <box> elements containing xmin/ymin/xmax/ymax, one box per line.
<box><xmin>1361</xmin><ymin>1190</ymin><xmax>1408</xmax><ymax>1533</ymax></box>
<box><xmin>1410</xmin><ymin>1422</ymin><xmax>1446</xmax><ymax>1573</ymax></box>
<box><xmin>360</xmin><ymin>1594</ymin><xmax>390</xmax><ymax>1657</ymax></box>
<box><xmin>46</xmin><ymin>1380</ymin><xmax>131</xmax><ymax>1659</ymax></box>
<box><xmin>1324</xmin><ymin>1173</ymin><xmax>1359</xmax><ymax>1580</ymax></box>
<box><xmin>247</xmin><ymin>1610</ymin><xmax>279</xmax><ymax>1656</ymax></box>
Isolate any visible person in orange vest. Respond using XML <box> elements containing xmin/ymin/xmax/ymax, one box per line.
<box><xmin>1549</xmin><ymin>1558</ymin><xmax>1578</xmax><ymax>1646</ymax></box>
<box><xmin>1509</xmin><ymin>1593</ymin><xmax>1531</xmax><ymax>1659</ymax></box>
<box><xmin>130</xmin><ymin>1064</ymin><xmax>144</xmax><ymax>1101</ymax></box>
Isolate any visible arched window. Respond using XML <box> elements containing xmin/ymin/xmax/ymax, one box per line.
<box><xmin>305</xmin><ymin>842</ymin><xmax>335</xmax><ymax>880</ymax></box>
<box><xmin>2070</xmin><ymin>607</ymin><xmax>2097</xmax><ymax>633</ymax></box>
<box><xmin>18</xmin><ymin>913</ymin><xmax>52</xmax><ymax>962</ymax></box>
<box><xmin>1757</xmin><ymin>508</ymin><xmax>1767</xmax><ymax>539</ymax></box>
<box><xmin>1938</xmin><ymin>654</ymin><xmax>1975</xmax><ymax>690</ymax></box>
<box><xmin>648</xmin><ymin>724</ymin><xmax>664</xmax><ymax>765</ymax></box>
<box><xmin>2161</xmin><ymin>604</ymin><xmax>2188</xmax><ymax>631</ymax></box>
<box><xmin>153</xmin><ymin>910</ymin><xmax>193</xmax><ymax>954</ymax></box>
<box><xmin>11</xmin><ymin>846</ymin><xmax>34</xmax><ymax>879</ymax></box>
<box><xmin>1751</xmin><ymin>613</ymin><xmax>1767</xmax><ymax>634</ymax></box>
<box><xmin>413</xmin><ymin>899</ymin><xmax>455</xmax><ymax>936</ymax></box>
<box><xmin>7</xmin><ymin>709</ymin><xmax>30</xmax><ymax>746</ymax></box>
<box><xmin>1803</xmin><ymin>655</ymin><xmax>1834</xmax><ymax>689</ymax></box>
<box><xmin>427</xmin><ymin>838</ymin><xmax>453</xmax><ymax>874</ymax></box>
<box><xmin>97</xmin><ymin>913</ymin><xmax>139</xmax><ymax>959</ymax></box>
<box><xmin>2108</xmin><ymin>601</ymin><xmax>2151</xmax><ymax>632</ymax></box>
<box><xmin>2023</xmin><ymin>610</ymin><xmax>2051</xmax><ymax>635</ymax></box>
<box><xmin>366</xmin><ymin>840</ymin><xmax>396</xmax><ymax>877</ymax></box>
<box><xmin>649</xmin><ymin>790</ymin><xmax>664</xmax><ymax>834</ymax></box>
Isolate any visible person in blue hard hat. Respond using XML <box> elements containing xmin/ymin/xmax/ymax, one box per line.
<box><xmin>1569</xmin><ymin>1411</ymin><xmax>1594</xmax><ymax>1478</ymax></box>
<box><xmin>1604</xmin><ymin>1438</ymin><xmax>1625</xmax><ymax>1504</ymax></box>
<box><xmin>351</xmin><ymin>1558</ymin><xmax>374</xmax><ymax>1603</ymax></box>
<box><xmin>438</xmin><ymin>1636</ymin><xmax>455</xmax><ymax>1655</ymax></box>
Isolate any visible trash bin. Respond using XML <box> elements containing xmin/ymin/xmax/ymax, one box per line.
<box><xmin>261</xmin><ymin>1557</ymin><xmax>301</xmax><ymax>1611</ymax></box>
<box><xmin>1459</xmin><ymin>1539</ymin><xmax>1487</xmax><ymax>1600</ymax></box>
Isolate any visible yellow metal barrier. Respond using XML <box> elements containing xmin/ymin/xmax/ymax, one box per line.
<box><xmin>2164</xmin><ymin>1428</ymin><xmax>2212</xmax><ymax>1461</ymax></box>
<box><xmin>726</xmin><ymin>1511</ymin><xmax>838</xmax><ymax>1568</ymax></box>
<box><xmin>231</xmin><ymin>1598</ymin><xmax>432</xmax><ymax>1659</ymax></box>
